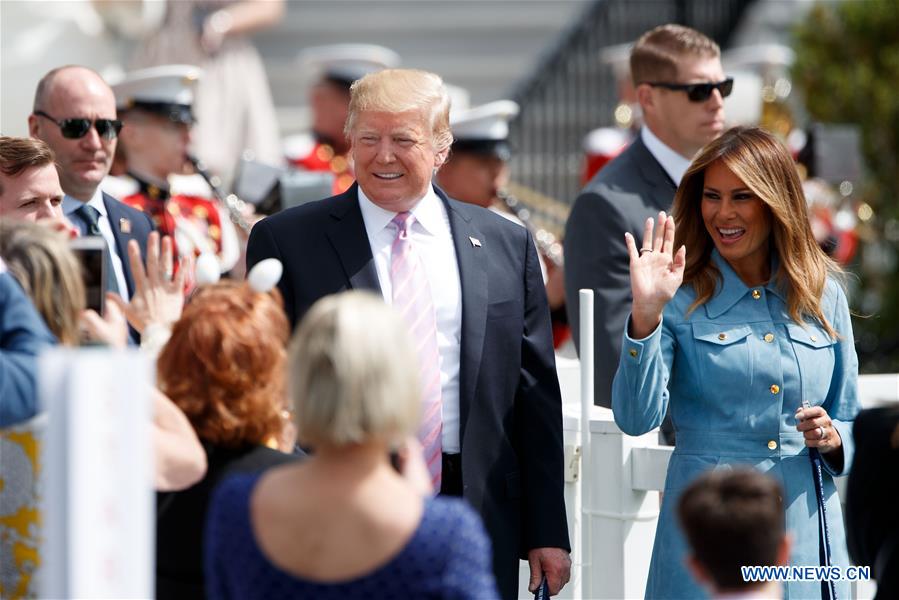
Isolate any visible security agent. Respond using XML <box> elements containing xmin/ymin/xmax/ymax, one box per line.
<box><xmin>564</xmin><ymin>24</ymin><xmax>729</xmax><ymax>414</ymax></box>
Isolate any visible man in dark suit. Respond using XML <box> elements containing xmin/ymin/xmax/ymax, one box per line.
<box><xmin>29</xmin><ymin>65</ymin><xmax>153</xmax><ymax>302</ymax></box>
<box><xmin>565</xmin><ymin>25</ymin><xmax>729</xmax><ymax>412</ymax></box>
<box><xmin>248</xmin><ymin>68</ymin><xmax>570</xmax><ymax>598</ymax></box>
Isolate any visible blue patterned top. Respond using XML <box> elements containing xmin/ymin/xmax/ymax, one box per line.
<box><xmin>204</xmin><ymin>472</ymin><xmax>499</xmax><ymax>600</ymax></box>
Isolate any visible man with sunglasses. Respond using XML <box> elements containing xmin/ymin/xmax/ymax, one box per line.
<box><xmin>29</xmin><ymin>65</ymin><xmax>154</xmax><ymax>304</ymax></box>
<box><xmin>564</xmin><ymin>25</ymin><xmax>729</xmax><ymax>425</ymax></box>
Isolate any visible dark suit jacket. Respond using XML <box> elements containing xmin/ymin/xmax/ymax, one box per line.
<box><xmin>564</xmin><ymin>135</ymin><xmax>677</xmax><ymax>409</ymax></box>
<box><xmin>101</xmin><ymin>191</ymin><xmax>154</xmax><ymax>298</ymax></box>
<box><xmin>155</xmin><ymin>443</ymin><xmax>298</xmax><ymax>599</ymax></box>
<box><xmin>246</xmin><ymin>183</ymin><xmax>570</xmax><ymax>599</ymax></box>
<box><xmin>846</xmin><ymin>406</ymin><xmax>899</xmax><ymax>599</ymax></box>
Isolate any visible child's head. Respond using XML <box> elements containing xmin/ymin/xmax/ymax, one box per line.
<box><xmin>678</xmin><ymin>468</ymin><xmax>790</xmax><ymax>594</ymax></box>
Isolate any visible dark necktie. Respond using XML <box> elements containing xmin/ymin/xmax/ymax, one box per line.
<box><xmin>73</xmin><ymin>203</ymin><xmax>121</xmax><ymax>295</ymax></box>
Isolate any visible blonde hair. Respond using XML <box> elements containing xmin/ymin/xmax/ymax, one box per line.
<box><xmin>0</xmin><ymin>220</ymin><xmax>84</xmax><ymax>345</ymax></box>
<box><xmin>345</xmin><ymin>68</ymin><xmax>453</xmax><ymax>155</ymax></box>
<box><xmin>631</xmin><ymin>24</ymin><xmax>720</xmax><ymax>85</ymax></box>
<box><xmin>288</xmin><ymin>291</ymin><xmax>420</xmax><ymax>448</ymax></box>
<box><xmin>672</xmin><ymin>126</ymin><xmax>842</xmax><ymax>338</ymax></box>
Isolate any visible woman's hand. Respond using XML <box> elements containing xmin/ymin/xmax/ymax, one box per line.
<box><xmin>624</xmin><ymin>211</ymin><xmax>685</xmax><ymax>338</ymax></box>
<box><xmin>80</xmin><ymin>295</ymin><xmax>129</xmax><ymax>349</ymax></box>
<box><xmin>795</xmin><ymin>405</ymin><xmax>843</xmax><ymax>454</ymax></box>
<box><xmin>107</xmin><ymin>232</ymin><xmax>188</xmax><ymax>334</ymax></box>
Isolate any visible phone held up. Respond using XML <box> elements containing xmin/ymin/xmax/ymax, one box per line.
<box><xmin>70</xmin><ymin>236</ymin><xmax>107</xmax><ymax>315</ymax></box>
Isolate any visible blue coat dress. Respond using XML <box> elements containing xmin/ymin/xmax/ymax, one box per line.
<box><xmin>612</xmin><ymin>251</ymin><xmax>859</xmax><ymax>599</ymax></box>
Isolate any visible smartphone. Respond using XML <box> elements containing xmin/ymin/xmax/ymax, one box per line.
<box><xmin>70</xmin><ymin>237</ymin><xmax>107</xmax><ymax>314</ymax></box>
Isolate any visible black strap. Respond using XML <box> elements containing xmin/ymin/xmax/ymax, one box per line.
<box><xmin>810</xmin><ymin>448</ymin><xmax>837</xmax><ymax>599</ymax></box>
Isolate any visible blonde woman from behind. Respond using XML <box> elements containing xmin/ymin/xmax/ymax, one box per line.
<box><xmin>204</xmin><ymin>291</ymin><xmax>499</xmax><ymax>599</ymax></box>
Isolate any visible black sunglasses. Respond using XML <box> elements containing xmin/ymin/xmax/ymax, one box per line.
<box><xmin>645</xmin><ymin>78</ymin><xmax>734</xmax><ymax>102</ymax></box>
<box><xmin>34</xmin><ymin>110</ymin><xmax>123</xmax><ymax>140</ymax></box>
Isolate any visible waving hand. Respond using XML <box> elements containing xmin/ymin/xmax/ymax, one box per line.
<box><xmin>624</xmin><ymin>211</ymin><xmax>685</xmax><ymax>339</ymax></box>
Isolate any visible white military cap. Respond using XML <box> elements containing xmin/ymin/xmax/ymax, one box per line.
<box><xmin>450</xmin><ymin>100</ymin><xmax>520</xmax><ymax>160</ymax></box>
<box><xmin>111</xmin><ymin>64</ymin><xmax>203</xmax><ymax>124</ymax></box>
<box><xmin>297</xmin><ymin>44</ymin><xmax>401</xmax><ymax>87</ymax></box>
<box><xmin>445</xmin><ymin>83</ymin><xmax>471</xmax><ymax>118</ymax></box>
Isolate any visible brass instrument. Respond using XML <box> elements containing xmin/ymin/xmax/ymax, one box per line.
<box><xmin>187</xmin><ymin>155</ymin><xmax>252</xmax><ymax>234</ymax></box>
<box><xmin>496</xmin><ymin>188</ymin><xmax>564</xmax><ymax>268</ymax></box>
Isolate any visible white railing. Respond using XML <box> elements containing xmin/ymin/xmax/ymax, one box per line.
<box><xmin>517</xmin><ymin>289</ymin><xmax>898</xmax><ymax>599</ymax></box>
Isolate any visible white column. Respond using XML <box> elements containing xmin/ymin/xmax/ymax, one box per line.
<box><xmin>40</xmin><ymin>347</ymin><xmax>154</xmax><ymax>599</ymax></box>
<box><xmin>586</xmin><ymin>412</ymin><xmax>662</xmax><ymax>598</ymax></box>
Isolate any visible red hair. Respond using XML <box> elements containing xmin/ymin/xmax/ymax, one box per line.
<box><xmin>157</xmin><ymin>281</ymin><xmax>289</xmax><ymax>447</ymax></box>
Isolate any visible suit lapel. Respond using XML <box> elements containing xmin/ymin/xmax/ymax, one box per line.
<box><xmin>439</xmin><ymin>188</ymin><xmax>487</xmax><ymax>440</ymax></box>
<box><xmin>103</xmin><ymin>193</ymin><xmax>136</xmax><ymax>295</ymax></box>
<box><xmin>324</xmin><ymin>185</ymin><xmax>382</xmax><ymax>294</ymax></box>
<box><xmin>631</xmin><ymin>136</ymin><xmax>679</xmax><ymax>211</ymax></box>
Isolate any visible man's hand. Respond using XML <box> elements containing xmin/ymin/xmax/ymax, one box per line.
<box><xmin>527</xmin><ymin>547</ymin><xmax>571</xmax><ymax>596</ymax></box>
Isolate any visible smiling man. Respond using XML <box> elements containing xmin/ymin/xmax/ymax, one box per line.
<box><xmin>247</xmin><ymin>68</ymin><xmax>571</xmax><ymax>598</ymax></box>
<box><xmin>29</xmin><ymin>65</ymin><xmax>153</xmax><ymax>301</ymax></box>
<box><xmin>565</xmin><ymin>24</ymin><xmax>729</xmax><ymax>424</ymax></box>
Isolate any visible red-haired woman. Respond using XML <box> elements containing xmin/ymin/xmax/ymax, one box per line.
<box><xmin>154</xmin><ymin>280</ymin><xmax>299</xmax><ymax>599</ymax></box>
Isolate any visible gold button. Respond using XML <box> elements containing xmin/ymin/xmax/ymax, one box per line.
<box><xmin>764</xmin><ymin>333</ymin><xmax>775</xmax><ymax>343</ymax></box>
<box><xmin>810</xmin><ymin>335</ymin><xmax>818</xmax><ymax>342</ymax></box>
<box><xmin>718</xmin><ymin>333</ymin><xmax>727</xmax><ymax>341</ymax></box>
<box><xmin>767</xmin><ymin>440</ymin><xmax>777</xmax><ymax>450</ymax></box>
<box><xmin>770</xmin><ymin>384</ymin><xmax>780</xmax><ymax>394</ymax></box>
<box><xmin>752</xmin><ymin>289</ymin><xmax>761</xmax><ymax>300</ymax></box>
<box><xmin>628</xmin><ymin>349</ymin><xmax>638</xmax><ymax>358</ymax></box>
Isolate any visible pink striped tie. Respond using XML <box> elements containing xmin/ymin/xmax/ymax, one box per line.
<box><xmin>390</xmin><ymin>212</ymin><xmax>443</xmax><ymax>490</ymax></box>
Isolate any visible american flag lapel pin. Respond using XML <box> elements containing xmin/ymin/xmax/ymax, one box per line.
<box><xmin>469</xmin><ymin>236</ymin><xmax>482</xmax><ymax>248</ymax></box>
<box><xmin>119</xmin><ymin>217</ymin><xmax>132</xmax><ymax>234</ymax></box>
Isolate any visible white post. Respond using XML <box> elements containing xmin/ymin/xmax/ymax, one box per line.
<box><xmin>40</xmin><ymin>347</ymin><xmax>154</xmax><ymax>599</ymax></box>
<box><xmin>578</xmin><ymin>289</ymin><xmax>595</xmax><ymax>598</ymax></box>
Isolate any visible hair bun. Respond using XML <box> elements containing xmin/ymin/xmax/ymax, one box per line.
<box><xmin>248</xmin><ymin>258</ymin><xmax>283</xmax><ymax>293</ymax></box>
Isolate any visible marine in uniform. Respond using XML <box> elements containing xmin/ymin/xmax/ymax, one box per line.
<box><xmin>436</xmin><ymin>99</ymin><xmax>570</xmax><ymax>349</ymax></box>
<box><xmin>284</xmin><ymin>44</ymin><xmax>400</xmax><ymax>195</ymax></box>
<box><xmin>108</xmin><ymin>65</ymin><xmax>239</xmax><ymax>273</ymax></box>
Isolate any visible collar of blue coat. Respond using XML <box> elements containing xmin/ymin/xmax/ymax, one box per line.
<box><xmin>704</xmin><ymin>249</ymin><xmax>786</xmax><ymax>318</ymax></box>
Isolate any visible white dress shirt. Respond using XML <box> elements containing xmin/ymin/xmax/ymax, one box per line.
<box><xmin>62</xmin><ymin>188</ymin><xmax>130</xmax><ymax>301</ymax></box>
<box><xmin>358</xmin><ymin>185</ymin><xmax>464</xmax><ymax>453</ymax></box>
<box><xmin>641</xmin><ymin>126</ymin><xmax>692</xmax><ymax>186</ymax></box>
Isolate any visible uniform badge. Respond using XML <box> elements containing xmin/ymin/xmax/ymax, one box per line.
<box><xmin>119</xmin><ymin>218</ymin><xmax>132</xmax><ymax>234</ymax></box>
<box><xmin>469</xmin><ymin>236</ymin><xmax>482</xmax><ymax>248</ymax></box>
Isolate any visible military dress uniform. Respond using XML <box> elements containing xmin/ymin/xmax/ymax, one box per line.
<box><xmin>286</xmin><ymin>136</ymin><xmax>354</xmax><ymax>195</ymax></box>
<box><xmin>120</xmin><ymin>174</ymin><xmax>226</xmax><ymax>267</ymax></box>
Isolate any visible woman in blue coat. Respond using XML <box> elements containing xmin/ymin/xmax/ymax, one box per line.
<box><xmin>612</xmin><ymin>126</ymin><xmax>859</xmax><ymax>599</ymax></box>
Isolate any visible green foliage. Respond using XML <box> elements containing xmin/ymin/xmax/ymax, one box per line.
<box><xmin>793</xmin><ymin>1</ymin><xmax>899</xmax><ymax>372</ymax></box>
